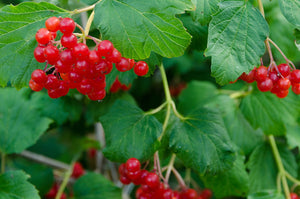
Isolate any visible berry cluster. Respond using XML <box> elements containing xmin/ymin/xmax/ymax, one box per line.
<box><xmin>30</xmin><ymin>17</ymin><xmax>149</xmax><ymax>100</ymax></box>
<box><xmin>239</xmin><ymin>64</ymin><xmax>300</xmax><ymax>98</ymax></box>
<box><xmin>110</xmin><ymin>77</ymin><xmax>131</xmax><ymax>93</ymax></box>
<box><xmin>291</xmin><ymin>193</ymin><xmax>300</xmax><ymax>199</ymax></box>
<box><xmin>119</xmin><ymin>158</ymin><xmax>212</xmax><ymax>199</ymax></box>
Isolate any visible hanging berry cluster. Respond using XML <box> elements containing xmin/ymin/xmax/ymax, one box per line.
<box><xmin>110</xmin><ymin>76</ymin><xmax>131</xmax><ymax>93</ymax></box>
<box><xmin>29</xmin><ymin>17</ymin><xmax>149</xmax><ymax>100</ymax></box>
<box><xmin>238</xmin><ymin>63</ymin><xmax>300</xmax><ymax>98</ymax></box>
<box><xmin>119</xmin><ymin>158</ymin><xmax>212</xmax><ymax>199</ymax></box>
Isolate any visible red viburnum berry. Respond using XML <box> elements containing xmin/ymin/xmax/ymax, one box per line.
<box><xmin>72</xmin><ymin>162</ymin><xmax>85</xmax><ymax>179</ymax></box>
<box><xmin>61</xmin><ymin>34</ymin><xmax>78</xmax><ymax>49</ymax></box>
<box><xmin>29</xmin><ymin>79</ymin><xmax>43</xmax><ymax>92</ymax></box>
<box><xmin>277</xmin><ymin>78</ymin><xmax>291</xmax><ymax>90</ymax></box>
<box><xmin>125</xmin><ymin>158</ymin><xmax>141</xmax><ymax>172</ymax></box>
<box><xmin>116</xmin><ymin>57</ymin><xmax>131</xmax><ymax>72</ymax></box>
<box><xmin>97</xmin><ymin>40</ymin><xmax>114</xmax><ymax>57</ymax></box>
<box><xmin>200</xmin><ymin>189</ymin><xmax>213</xmax><ymax>199</ymax></box>
<box><xmin>144</xmin><ymin>172</ymin><xmax>160</xmax><ymax>189</ymax></box>
<box><xmin>290</xmin><ymin>193</ymin><xmax>299</xmax><ymax>199</ymax></box>
<box><xmin>255</xmin><ymin>66</ymin><xmax>268</xmax><ymax>82</ymax></box>
<box><xmin>107</xmin><ymin>48</ymin><xmax>122</xmax><ymax>63</ymax></box>
<box><xmin>36</xmin><ymin>28</ymin><xmax>52</xmax><ymax>44</ymax></box>
<box><xmin>257</xmin><ymin>78</ymin><xmax>273</xmax><ymax>92</ymax></box>
<box><xmin>276</xmin><ymin>89</ymin><xmax>289</xmax><ymax>98</ymax></box>
<box><xmin>277</xmin><ymin>63</ymin><xmax>291</xmax><ymax>77</ymax></box>
<box><xmin>45</xmin><ymin>74</ymin><xmax>60</xmax><ymax>90</ymax></box>
<box><xmin>72</xmin><ymin>43</ymin><xmax>89</xmax><ymax>60</ymax></box>
<box><xmin>34</xmin><ymin>46</ymin><xmax>46</xmax><ymax>63</ymax></box>
<box><xmin>59</xmin><ymin>18</ymin><xmax>76</xmax><ymax>35</ymax></box>
<box><xmin>292</xmin><ymin>83</ymin><xmax>300</xmax><ymax>95</ymax></box>
<box><xmin>44</xmin><ymin>45</ymin><xmax>60</xmax><ymax>65</ymax></box>
<box><xmin>87</xmin><ymin>89</ymin><xmax>106</xmax><ymax>101</ymax></box>
<box><xmin>134</xmin><ymin>61</ymin><xmax>149</xmax><ymax>76</ymax></box>
<box><xmin>31</xmin><ymin>69</ymin><xmax>47</xmax><ymax>85</ymax></box>
<box><xmin>45</xmin><ymin>17</ymin><xmax>60</xmax><ymax>32</ymax></box>
<box><xmin>290</xmin><ymin>69</ymin><xmax>300</xmax><ymax>84</ymax></box>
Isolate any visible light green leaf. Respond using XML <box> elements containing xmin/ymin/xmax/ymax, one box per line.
<box><xmin>73</xmin><ymin>173</ymin><xmax>121</xmax><ymax>199</ymax></box>
<box><xmin>169</xmin><ymin>107</ymin><xmax>236</xmax><ymax>175</ymax></box>
<box><xmin>278</xmin><ymin>0</ymin><xmax>300</xmax><ymax>28</ymax></box>
<box><xmin>100</xmin><ymin>100</ymin><xmax>162</xmax><ymax>162</ymax></box>
<box><xmin>191</xmin><ymin>0</ymin><xmax>221</xmax><ymax>25</ymax></box>
<box><xmin>286</xmin><ymin>124</ymin><xmax>300</xmax><ymax>149</ymax></box>
<box><xmin>94</xmin><ymin>0</ymin><xmax>192</xmax><ymax>59</ymax></box>
<box><xmin>248</xmin><ymin>190</ymin><xmax>285</xmax><ymax>199</ymax></box>
<box><xmin>205</xmin><ymin>1</ymin><xmax>269</xmax><ymax>85</ymax></box>
<box><xmin>0</xmin><ymin>2</ymin><xmax>69</xmax><ymax>88</ymax></box>
<box><xmin>0</xmin><ymin>170</ymin><xmax>40</xmax><ymax>199</ymax></box>
<box><xmin>0</xmin><ymin>88</ymin><xmax>52</xmax><ymax>154</ymax></box>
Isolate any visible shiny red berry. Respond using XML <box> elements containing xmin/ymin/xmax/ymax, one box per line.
<box><xmin>44</xmin><ymin>45</ymin><xmax>59</xmax><ymax>65</ymax></box>
<box><xmin>116</xmin><ymin>57</ymin><xmax>131</xmax><ymax>72</ymax></box>
<box><xmin>292</xmin><ymin>83</ymin><xmax>300</xmax><ymax>95</ymax></box>
<box><xmin>144</xmin><ymin>172</ymin><xmax>160</xmax><ymax>189</ymax></box>
<box><xmin>290</xmin><ymin>69</ymin><xmax>300</xmax><ymax>84</ymax></box>
<box><xmin>29</xmin><ymin>79</ymin><xmax>43</xmax><ymax>92</ymax></box>
<box><xmin>107</xmin><ymin>48</ymin><xmax>122</xmax><ymax>63</ymax></box>
<box><xmin>276</xmin><ymin>89</ymin><xmax>289</xmax><ymax>98</ymax></box>
<box><xmin>45</xmin><ymin>17</ymin><xmax>60</xmax><ymax>32</ymax></box>
<box><xmin>87</xmin><ymin>89</ymin><xmax>106</xmax><ymax>101</ymax></box>
<box><xmin>45</xmin><ymin>74</ymin><xmax>60</xmax><ymax>90</ymax></box>
<box><xmin>31</xmin><ymin>69</ymin><xmax>47</xmax><ymax>85</ymax></box>
<box><xmin>61</xmin><ymin>34</ymin><xmax>78</xmax><ymax>48</ymax></box>
<box><xmin>97</xmin><ymin>40</ymin><xmax>114</xmax><ymax>56</ymax></box>
<box><xmin>72</xmin><ymin>162</ymin><xmax>85</xmax><ymax>179</ymax></box>
<box><xmin>72</xmin><ymin>43</ymin><xmax>89</xmax><ymax>60</ymax></box>
<box><xmin>59</xmin><ymin>18</ymin><xmax>75</xmax><ymax>35</ymax></box>
<box><xmin>277</xmin><ymin>63</ymin><xmax>291</xmax><ymax>77</ymax></box>
<box><xmin>200</xmin><ymin>189</ymin><xmax>212</xmax><ymax>199</ymax></box>
<box><xmin>255</xmin><ymin>66</ymin><xmax>268</xmax><ymax>82</ymax></box>
<box><xmin>34</xmin><ymin>46</ymin><xmax>46</xmax><ymax>63</ymax></box>
<box><xmin>134</xmin><ymin>61</ymin><xmax>149</xmax><ymax>76</ymax></box>
<box><xmin>257</xmin><ymin>78</ymin><xmax>273</xmax><ymax>92</ymax></box>
<box><xmin>125</xmin><ymin>158</ymin><xmax>141</xmax><ymax>172</ymax></box>
<box><xmin>35</xmin><ymin>28</ymin><xmax>51</xmax><ymax>44</ymax></box>
<box><xmin>277</xmin><ymin>78</ymin><xmax>291</xmax><ymax>90</ymax></box>
<box><xmin>290</xmin><ymin>193</ymin><xmax>299</xmax><ymax>199</ymax></box>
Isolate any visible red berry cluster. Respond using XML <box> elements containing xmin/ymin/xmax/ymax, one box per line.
<box><xmin>110</xmin><ymin>76</ymin><xmax>131</xmax><ymax>93</ymax></box>
<box><xmin>45</xmin><ymin>183</ymin><xmax>67</xmax><ymax>199</ymax></box>
<box><xmin>30</xmin><ymin>17</ymin><xmax>149</xmax><ymax>100</ymax></box>
<box><xmin>239</xmin><ymin>64</ymin><xmax>300</xmax><ymax>98</ymax></box>
<box><xmin>291</xmin><ymin>193</ymin><xmax>300</xmax><ymax>199</ymax></box>
<box><xmin>71</xmin><ymin>162</ymin><xmax>85</xmax><ymax>179</ymax></box>
<box><xmin>119</xmin><ymin>158</ymin><xmax>212</xmax><ymax>199</ymax></box>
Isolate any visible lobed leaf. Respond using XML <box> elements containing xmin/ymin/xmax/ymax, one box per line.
<box><xmin>190</xmin><ymin>0</ymin><xmax>221</xmax><ymax>25</ymax></box>
<box><xmin>278</xmin><ymin>0</ymin><xmax>300</xmax><ymax>28</ymax></box>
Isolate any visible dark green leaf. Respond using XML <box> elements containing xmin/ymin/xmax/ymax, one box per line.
<box><xmin>240</xmin><ymin>89</ymin><xmax>300</xmax><ymax>135</ymax></box>
<box><xmin>169</xmin><ymin>107</ymin><xmax>236</xmax><ymax>175</ymax></box>
<box><xmin>0</xmin><ymin>2</ymin><xmax>69</xmax><ymax>88</ymax></box>
<box><xmin>100</xmin><ymin>100</ymin><xmax>162</xmax><ymax>162</ymax></box>
<box><xmin>94</xmin><ymin>0</ymin><xmax>192</xmax><ymax>59</ymax></box>
<box><xmin>190</xmin><ymin>0</ymin><xmax>221</xmax><ymax>25</ymax></box>
<box><xmin>143</xmin><ymin>52</ymin><xmax>162</xmax><ymax>77</ymax></box>
<box><xmin>205</xmin><ymin>1</ymin><xmax>269</xmax><ymax>85</ymax></box>
<box><xmin>73</xmin><ymin>173</ymin><xmax>122</xmax><ymax>199</ymax></box>
<box><xmin>278</xmin><ymin>0</ymin><xmax>300</xmax><ymax>28</ymax></box>
<box><xmin>202</xmin><ymin>155</ymin><xmax>249</xmax><ymax>198</ymax></box>
<box><xmin>0</xmin><ymin>88</ymin><xmax>52</xmax><ymax>154</ymax></box>
<box><xmin>247</xmin><ymin>190</ymin><xmax>285</xmax><ymax>199</ymax></box>
<box><xmin>0</xmin><ymin>170</ymin><xmax>40</xmax><ymax>199</ymax></box>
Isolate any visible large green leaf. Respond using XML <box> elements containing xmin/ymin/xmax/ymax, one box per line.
<box><xmin>0</xmin><ymin>2</ymin><xmax>69</xmax><ymax>88</ymax></box>
<box><xmin>278</xmin><ymin>0</ymin><xmax>300</xmax><ymax>28</ymax></box>
<box><xmin>94</xmin><ymin>0</ymin><xmax>193</xmax><ymax>59</ymax></box>
<box><xmin>205</xmin><ymin>1</ymin><xmax>269</xmax><ymax>85</ymax></box>
<box><xmin>73</xmin><ymin>173</ymin><xmax>122</xmax><ymax>199</ymax></box>
<box><xmin>0</xmin><ymin>170</ymin><xmax>40</xmax><ymax>199</ymax></box>
<box><xmin>169</xmin><ymin>107</ymin><xmax>236</xmax><ymax>175</ymax></box>
<box><xmin>202</xmin><ymin>155</ymin><xmax>249</xmax><ymax>198</ymax></box>
<box><xmin>286</xmin><ymin>124</ymin><xmax>300</xmax><ymax>149</ymax></box>
<box><xmin>247</xmin><ymin>190</ymin><xmax>285</xmax><ymax>199</ymax></box>
<box><xmin>247</xmin><ymin>143</ymin><xmax>297</xmax><ymax>193</ymax></box>
<box><xmin>0</xmin><ymin>88</ymin><xmax>52</xmax><ymax>154</ymax></box>
<box><xmin>240</xmin><ymin>89</ymin><xmax>300</xmax><ymax>135</ymax></box>
<box><xmin>100</xmin><ymin>100</ymin><xmax>162</xmax><ymax>162</ymax></box>
<box><xmin>191</xmin><ymin>0</ymin><xmax>221</xmax><ymax>25</ymax></box>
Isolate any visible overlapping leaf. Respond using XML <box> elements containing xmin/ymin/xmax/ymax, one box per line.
<box><xmin>191</xmin><ymin>0</ymin><xmax>221</xmax><ymax>25</ymax></box>
<box><xmin>278</xmin><ymin>0</ymin><xmax>300</xmax><ymax>28</ymax></box>
<box><xmin>0</xmin><ymin>2</ymin><xmax>69</xmax><ymax>88</ymax></box>
<box><xmin>205</xmin><ymin>1</ymin><xmax>269</xmax><ymax>85</ymax></box>
<box><xmin>94</xmin><ymin>0</ymin><xmax>192</xmax><ymax>59</ymax></box>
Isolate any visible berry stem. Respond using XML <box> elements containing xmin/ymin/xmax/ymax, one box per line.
<box><xmin>285</xmin><ymin>171</ymin><xmax>300</xmax><ymax>186</ymax></box>
<box><xmin>171</xmin><ymin>167</ymin><xmax>187</xmax><ymax>189</ymax></box>
<box><xmin>165</xmin><ymin>154</ymin><xmax>176</xmax><ymax>184</ymax></box>
<box><xmin>257</xmin><ymin>0</ymin><xmax>265</xmax><ymax>18</ymax></box>
<box><xmin>154</xmin><ymin>152</ymin><xmax>165</xmax><ymax>182</ymax></box>
<box><xmin>84</xmin><ymin>10</ymin><xmax>95</xmax><ymax>36</ymax></box>
<box><xmin>1</xmin><ymin>152</ymin><xmax>5</xmax><ymax>174</ymax></box>
<box><xmin>55</xmin><ymin>162</ymin><xmax>74</xmax><ymax>199</ymax></box>
<box><xmin>268</xmin><ymin>135</ymin><xmax>291</xmax><ymax>199</ymax></box>
<box><xmin>76</xmin><ymin>24</ymin><xmax>86</xmax><ymax>44</ymax></box>
<box><xmin>71</xmin><ymin>4</ymin><xmax>96</xmax><ymax>14</ymax></box>
<box><xmin>145</xmin><ymin>101</ymin><xmax>167</xmax><ymax>115</ymax></box>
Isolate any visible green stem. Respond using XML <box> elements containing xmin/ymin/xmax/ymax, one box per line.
<box><xmin>71</xmin><ymin>4</ymin><xmax>96</xmax><ymax>14</ymax></box>
<box><xmin>285</xmin><ymin>171</ymin><xmax>300</xmax><ymax>186</ymax></box>
<box><xmin>84</xmin><ymin>11</ymin><xmax>95</xmax><ymax>36</ymax></box>
<box><xmin>55</xmin><ymin>164</ymin><xmax>73</xmax><ymax>199</ymax></box>
<box><xmin>269</xmin><ymin>135</ymin><xmax>291</xmax><ymax>199</ymax></box>
<box><xmin>145</xmin><ymin>101</ymin><xmax>167</xmax><ymax>115</ymax></box>
<box><xmin>159</xmin><ymin>64</ymin><xmax>172</xmax><ymax>103</ymax></box>
<box><xmin>165</xmin><ymin>154</ymin><xmax>176</xmax><ymax>183</ymax></box>
<box><xmin>1</xmin><ymin>152</ymin><xmax>5</xmax><ymax>174</ymax></box>
<box><xmin>257</xmin><ymin>0</ymin><xmax>265</xmax><ymax>18</ymax></box>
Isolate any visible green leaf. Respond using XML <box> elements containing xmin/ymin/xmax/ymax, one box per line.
<box><xmin>0</xmin><ymin>2</ymin><xmax>69</xmax><ymax>88</ymax></box>
<box><xmin>202</xmin><ymin>155</ymin><xmax>249</xmax><ymax>198</ymax></box>
<box><xmin>247</xmin><ymin>143</ymin><xmax>297</xmax><ymax>193</ymax></box>
<box><xmin>0</xmin><ymin>88</ymin><xmax>52</xmax><ymax>154</ymax></box>
<box><xmin>295</xmin><ymin>29</ymin><xmax>300</xmax><ymax>51</ymax></box>
<box><xmin>286</xmin><ymin>124</ymin><xmax>300</xmax><ymax>149</ymax></box>
<box><xmin>169</xmin><ymin>107</ymin><xmax>236</xmax><ymax>175</ymax></box>
<box><xmin>73</xmin><ymin>173</ymin><xmax>121</xmax><ymax>199</ymax></box>
<box><xmin>240</xmin><ymin>89</ymin><xmax>300</xmax><ymax>135</ymax></box>
<box><xmin>100</xmin><ymin>100</ymin><xmax>162</xmax><ymax>162</ymax></box>
<box><xmin>247</xmin><ymin>190</ymin><xmax>285</xmax><ymax>199</ymax></box>
<box><xmin>0</xmin><ymin>170</ymin><xmax>40</xmax><ymax>199</ymax></box>
<box><xmin>190</xmin><ymin>0</ymin><xmax>221</xmax><ymax>25</ymax></box>
<box><xmin>94</xmin><ymin>0</ymin><xmax>192</xmax><ymax>59</ymax></box>
<box><xmin>278</xmin><ymin>0</ymin><xmax>300</xmax><ymax>28</ymax></box>
<box><xmin>205</xmin><ymin>1</ymin><xmax>269</xmax><ymax>85</ymax></box>
<box><xmin>105</xmin><ymin>67</ymin><xmax>137</xmax><ymax>91</ymax></box>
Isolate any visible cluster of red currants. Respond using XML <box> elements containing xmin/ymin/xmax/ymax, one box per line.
<box><xmin>238</xmin><ymin>63</ymin><xmax>300</xmax><ymax>98</ymax></box>
<box><xmin>30</xmin><ymin>16</ymin><xmax>149</xmax><ymax>100</ymax></box>
<box><xmin>119</xmin><ymin>158</ymin><xmax>212</xmax><ymax>199</ymax></box>
<box><xmin>291</xmin><ymin>193</ymin><xmax>300</xmax><ymax>199</ymax></box>
<box><xmin>110</xmin><ymin>76</ymin><xmax>131</xmax><ymax>93</ymax></box>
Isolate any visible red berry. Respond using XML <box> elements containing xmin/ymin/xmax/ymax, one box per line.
<box><xmin>290</xmin><ymin>193</ymin><xmax>299</xmax><ymax>199</ymax></box>
<box><xmin>125</xmin><ymin>158</ymin><xmax>141</xmax><ymax>172</ymax></box>
<box><xmin>118</xmin><ymin>163</ymin><xmax>127</xmax><ymax>176</ymax></box>
<box><xmin>144</xmin><ymin>172</ymin><xmax>160</xmax><ymax>189</ymax></box>
<box><xmin>72</xmin><ymin>162</ymin><xmax>85</xmax><ymax>179</ymax></box>
<box><xmin>277</xmin><ymin>63</ymin><xmax>291</xmax><ymax>77</ymax></box>
<box><xmin>87</xmin><ymin>89</ymin><xmax>106</xmax><ymax>101</ymax></box>
<box><xmin>93</xmin><ymin>60</ymin><xmax>113</xmax><ymax>75</ymax></box>
<box><xmin>34</xmin><ymin>46</ymin><xmax>46</xmax><ymax>63</ymax></box>
<box><xmin>120</xmin><ymin>175</ymin><xmax>131</xmax><ymax>184</ymax></box>
<box><xmin>128</xmin><ymin>58</ymin><xmax>135</xmax><ymax>69</ymax></box>
<box><xmin>290</xmin><ymin>69</ymin><xmax>300</xmax><ymax>84</ymax></box>
<box><xmin>77</xmin><ymin>79</ymin><xmax>92</xmax><ymax>94</ymax></box>
<box><xmin>134</xmin><ymin>61</ymin><xmax>149</xmax><ymax>76</ymax></box>
<box><xmin>72</xmin><ymin>43</ymin><xmax>89</xmax><ymax>60</ymax></box>
<box><xmin>45</xmin><ymin>183</ymin><xmax>59</xmax><ymax>198</ymax></box>
<box><xmin>132</xmin><ymin>169</ymin><xmax>148</xmax><ymax>185</ymax></box>
<box><xmin>276</xmin><ymin>89</ymin><xmax>289</xmax><ymax>98</ymax></box>
<box><xmin>255</xmin><ymin>66</ymin><xmax>268</xmax><ymax>82</ymax></box>
<box><xmin>107</xmin><ymin>48</ymin><xmax>122</xmax><ymax>63</ymax></box>
<box><xmin>35</xmin><ymin>28</ymin><xmax>52</xmax><ymax>44</ymax></box>
<box><xmin>60</xmin><ymin>49</ymin><xmax>74</xmax><ymax>65</ymax></box>
<box><xmin>292</xmin><ymin>83</ymin><xmax>300</xmax><ymax>94</ymax></box>
<box><xmin>277</xmin><ymin>78</ymin><xmax>291</xmax><ymax>90</ymax></box>
<box><xmin>48</xmin><ymin>88</ymin><xmax>60</xmax><ymax>99</ymax></box>
<box><xmin>61</xmin><ymin>34</ymin><xmax>78</xmax><ymax>49</ymax></box>
<box><xmin>57</xmin><ymin>81</ymin><xmax>69</xmax><ymax>97</ymax></box>
<box><xmin>257</xmin><ymin>78</ymin><xmax>273</xmax><ymax>92</ymax></box>
<box><xmin>89</xmin><ymin>50</ymin><xmax>101</xmax><ymax>65</ymax></box>
<box><xmin>45</xmin><ymin>74</ymin><xmax>60</xmax><ymax>90</ymax></box>
<box><xmin>59</xmin><ymin>18</ymin><xmax>75</xmax><ymax>35</ymax></box>
<box><xmin>91</xmin><ymin>75</ymin><xmax>106</xmax><ymax>90</ymax></box>
<box><xmin>60</xmin><ymin>193</ymin><xmax>67</xmax><ymax>199</ymax></box>
<box><xmin>45</xmin><ymin>17</ymin><xmax>60</xmax><ymax>32</ymax></box>
<box><xmin>29</xmin><ymin>79</ymin><xmax>43</xmax><ymax>92</ymax></box>
<box><xmin>116</xmin><ymin>57</ymin><xmax>131</xmax><ymax>72</ymax></box>
<box><xmin>44</xmin><ymin>45</ymin><xmax>60</xmax><ymax>65</ymax></box>
<box><xmin>31</xmin><ymin>69</ymin><xmax>47</xmax><ymax>85</ymax></box>
<box><xmin>162</xmin><ymin>188</ymin><xmax>173</xmax><ymax>199</ymax></box>
<box><xmin>181</xmin><ymin>189</ymin><xmax>197</xmax><ymax>199</ymax></box>
<box><xmin>200</xmin><ymin>189</ymin><xmax>212</xmax><ymax>199</ymax></box>
<box><xmin>69</xmin><ymin>71</ymin><xmax>83</xmax><ymax>84</ymax></box>
<box><xmin>55</xmin><ymin>60</ymin><xmax>72</xmax><ymax>73</ymax></box>
<box><xmin>127</xmin><ymin>170</ymin><xmax>142</xmax><ymax>181</ymax></box>
<box><xmin>97</xmin><ymin>40</ymin><xmax>114</xmax><ymax>56</ymax></box>
<box><xmin>240</xmin><ymin>68</ymin><xmax>256</xmax><ymax>83</ymax></box>
<box><xmin>269</xmin><ymin>71</ymin><xmax>279</xmax><ymax>83</ymax></box>
<box><xmin>75</xmin><ymin>60</ymin><xmax>89</xmax><ymax>75</ymax></box>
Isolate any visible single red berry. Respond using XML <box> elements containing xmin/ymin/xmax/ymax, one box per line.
<box><xmin>61</xmin><ymin>34</ymin><xmax>78</xmax><ymax>49</ymax></box>
<box><xmin>277</xmin><ymin>63</ymin><xmax>291</xmax><ymax>77</ymax></box>
<box><xmin>60</xmin><ymin>49</ymin><xmax>74</xmax><ymax>65</ymax></box>
<box><xmin>144</xmin><ymin>172</ymin><xmax>160</xmax><ymax>189</ymax></box>
<box><xmin>200</xmin><ymin>189</ymin><xmax>212</xmax><ymax>199</ymax></box>
<box><xmin>181</xmin><ymin>189</ymin><xmax>197</xmax><ymax>199</ymax></box>
<box><xmin>125</xmin><ymin>158</ymin><xmax>141</xmax><ymax>172</ymax></box>
<box><xmin>255</xmin><ymin>66</ymin><xmax>268</xmax><ymax>82</ymax></box>
<box><xmin>59</xmin><ymin>18</ymin><xmax>75</xmax><ymax>35</ymax></box>
<box><xmin>290</xmin><ymin>193</ymin><xmax>299</xmax><ymax>199</ymax></box>
<box><xmin>55</xmin><ymin>60</ymin><xmax>72</xmax><ymax>73</ymax></box>
<box><xmin>69</xmin><ymin>71</ymin><xmax>83</xmax><ymax>84</ymax></box>
<box><xmin>127</xmin><ymin>170</ymin><xmax>142</xmax><ymax>181</ymax></box>
<box><xmin>93</xmin><ymin>60</ymin><xmax>113</xmax><ymax>75</ymax></box>
<box><xmin>162</xmin><ymin>188</ymin><xmax>173</xmax><ymax>199</ymax></box>
<box><xmin>34</xmin><ymin>46</ymin><xmax>46</xmax><ymax>63</ymax></box>
<box><xmin>118</xmin><ymin>163</ymin><xmax>127</xmax><ymax>176</ymax></box>
<box><xmin>135</xmin><ymin>187</ymin><xmax>143</xmax><ymax>199</ymax></box>
<box><xmin>276</xmin><ymin>89</ymin><xmax>289</xmax><ymax>98</ymax></box>
<box><xmin>134</xmin><ymin>61</ymin><xmax>149</xmax><ymax>76</ymax></box>
<box><xmin>35</xmin><ymin>28</ymin><xmax>51</xmax><ymax>44</ymax></box>
<box><xmin>239</xmin><ymin>68</ymin><xmax>256</xmax><ymax>83</ymax></box>
<box><xmin>292</xmin><ymin>83</ymin><xmax>300</xmax><ymax>95</ymax></box>
<box><xmin>91</xmin><ymin>75</ymin><xmax>106</xmax><ymax>90</ymax></box>
<box><xmin>44</xmin><ymin>45</ymin><xmax>60</xmax><ymax>65</ymax></box>
<box><xmin>60</xmin><ymin>193</ymin><xmax>67</xmax><ymax>199</ymax></box>
<box><xmin>87</xmin><ymin>89</ymin><xmax>106</xmax><ymax>101</ymax></box>
<box><xmin>48</xmin><ymin>88</ymin><xmax>60</xmax><ymax>99</ymax></box>
<box><xmin>132</xmin><ymin>169</ymin><xmax>148</xmax><ymax>185</ymax></box>
<box><xmin>31</xmin><ymin>69</ymin><xmax>47</xmax><ymax>85</ymax></box>
<box><xmin>128</xmin><ymin>58</ymin><xmax>135</xmax><ymax>70</ymax></box>
<box><xmin>45</xmin><ymin>183</ymin><xmax>59</xmax><ymax>198</ymax></box>
<box><xmin>116</xmin><ymin>57</ymin><xmax>131</xmax><ymax>72</ymax></box>
<box><xmin>107</xmin><ymin>48</ymin><xmax>122</xmax><ymax>63</ymax></box>
<box><xmin>97</xmin><ymin>40</ymin><xmax>114</xmax><ymax>57</ymax></box>
<box><xmin>77</xmin><ymin>79</ymin><xmax>92</xmax><ymax>94</ymax></box>
<box><xmin>29</xmin><ymin>79</ymin><xmax>43</xmax><ymax>92</ymax></box>
<box><xmin>257</xmin><ymin>78</ymin><xmax>273</xmax><ymax>92</ymax></box>
<box><xmin>45</xmin><ymin>74</ymin><xmax>60</xmax><ymax>90</ymax></box>
<box><xmin>277</xmin><ymin>78</ymin><xmax>291</xmax><ymax>90</ymax></box>
<box><xmin>57</xmin><ymin>80</ymin><xmax>69</xmax><ymax>97</ymax></box>
<box><xmin>269</xmin><ymin>71</ymin><xmax>279</xmax><ymax>83</ymax></box>
<box><xmin>89</xmin><ymin>50</ymin><xmax>101</xmax><ymax>65</ymax></box>
<box><xmin>290</xmin><ymin>69</ymin><xmax>300</xmax><ymax>84</ymax></box>
<box><xmin>72</xmin><ymin>162</ymin><xmax>85</xmax><ymax>179</ymax></box>
<box><xmin>120</xmin><ymin>175</ymin><xmax>131</xmax><ymax>184</ymax></box>
<box><xmin>75</xmin><ymin>60</ymin><xmax>89</xmax><ymax>76</ymax></box>
<box><xmin>45</xmin><ymin>17</ymin><xmax>60</xmax><ymax>32</ymax></box>
<box><xmin>72</xmin><ymin>43</ymin><xmax>89</xmax><ymax>60</ymax></box>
